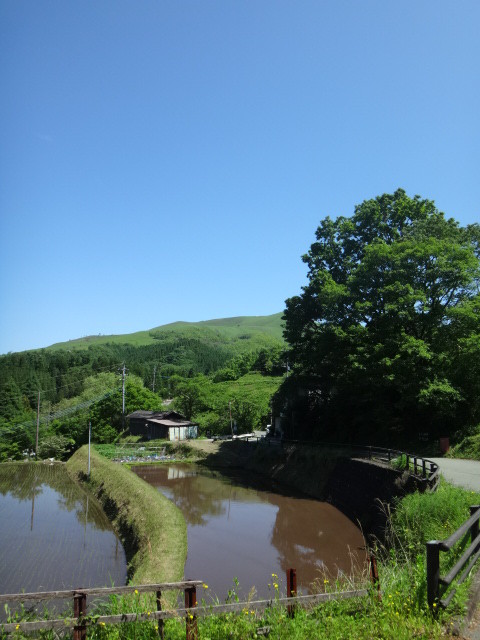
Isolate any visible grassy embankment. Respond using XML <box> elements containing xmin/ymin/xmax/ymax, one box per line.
<box><xmin>447</xmin><ymin>426</ymin><xmax>480</xmax><ymax>460</ymax></box>
<box><xmin>79</xmin><ymin>443</ymin><xmax>479</xmax><ymax>638</ymax></box>
<box><xmin>66</xmin><ymin>446</ymin><xmax>186</xmax><ymax>585</ymax></box>
<box><xmin>6</xmin><ymin>443</ymin><xmax>477</xmax><ymax>638</ymax></box>
<box><xmin>115</xmin><ymin>481</ymin><xmax>480</xmax><ymax>639</ymax></box>
<box><xmin>7</xmin><ymin>475</ymin><xmax>475</xmax><ymax>639</ymax></box>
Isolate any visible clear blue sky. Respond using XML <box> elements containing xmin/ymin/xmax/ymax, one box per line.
<box><xmin>1</xmin><ymin>1</ymin><xmax>479</xmax><ymax>354</ymax></box>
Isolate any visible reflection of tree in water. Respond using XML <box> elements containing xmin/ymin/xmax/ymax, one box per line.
<box><xmin>137</xmin><ymin>465</ymin><xmax>265</xmax><ymax>527</ymax></box>
<box><xmin>0</xmin><ymin>463</ymin><xmax>44</xmax><ymax>501</ymax></box>
<box><xmin>268</xmin><ymin>495</ymin><xmax>366</xmax><ymax>587</ymax></box>
<box><xmin>0</xmin><ymin>462</ymin><xmax>112</xmax><ymax>532</ymax></box>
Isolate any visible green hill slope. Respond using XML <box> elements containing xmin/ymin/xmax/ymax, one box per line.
<box><xmin>47</xmin><ymin>313</ymin><xmax>284</xmax><ymax>351</ymax></box>
<box><xmin>0</xmin><ymin>314</ymin><xmax>285</xmax><ymax>419</ymax></box>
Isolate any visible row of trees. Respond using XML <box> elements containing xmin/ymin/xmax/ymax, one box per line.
<box><xmin>278</xmin><ymin>189</ymin><xmax>480</xmax><ymax>445</ymax></box>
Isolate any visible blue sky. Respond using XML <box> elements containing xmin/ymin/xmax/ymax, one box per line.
<box><xmin>1</xmin><ymin>1</ymin><xmax>479</xmax><ymax>354</ymax></box>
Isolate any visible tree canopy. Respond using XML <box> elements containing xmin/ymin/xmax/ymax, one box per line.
<box><xmin>281</xmin><ymin>189</ymin><xmax>480</xmax><ymax>444</ymax></box>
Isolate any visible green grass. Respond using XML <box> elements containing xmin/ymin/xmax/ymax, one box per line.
<box><xmin>447</xmin><ymin>426</ymin><xmax>480</xmax><ymax>460</ymax></box>
<box><xmin>46</xmin><ymin>312</ymin><xmax>284</xmax><ymax>351</ymax></box>
<box><xmin>4</xmin><ymin>565</ymin><xmax>456</xmax><ymax>640</ymax></box>
<box><xmin>66</xmin><ymin>446</ymin><xmax>187</xmax><ymax>585</ymax></box>
<box><xmin>391</xmin><ymin>478</ymin><xmax>480</xmax><ymax>556</ymax></box>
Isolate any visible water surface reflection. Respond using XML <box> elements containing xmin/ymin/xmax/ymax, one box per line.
<box><xmin>134</xmin><ymin>464</ymin><xmax>365</xmax><ymax>599</ymax></box>
<box><xmin>0</xmin><ymin>463</ymin><xmax>127</xmax><ymax>600</ymax></box>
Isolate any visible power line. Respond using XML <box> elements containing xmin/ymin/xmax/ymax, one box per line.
<box><xmin>0</xmin><ymin>362</ymin><xmax>124</xmax><ymax>401</ymax></box>
<box><xmin>0</xmin><ymin>390</ymin><xmax>115</xmax><ymax>437</ymax></box>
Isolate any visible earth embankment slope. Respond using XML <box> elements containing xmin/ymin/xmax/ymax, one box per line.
<box><xmin>66</xmin><ymin>446</ymin><xmax>186</xmax><ymax>585</ymax></box>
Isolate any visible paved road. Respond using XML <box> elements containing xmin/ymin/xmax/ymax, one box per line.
<box><xmin>429</xmin><ymin>457</ymin><xmax>480</xmax><ymax>492</ymax></box>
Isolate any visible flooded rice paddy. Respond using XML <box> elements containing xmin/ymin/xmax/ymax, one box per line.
<box><xmin>133</xmin><ymin>463</ymin><xmax>366</xmax><ymax>600</ymax></box>
<box><xmin>0</xmin><ymin>463</ymin><xmax>127</xmax><ymax>598</ymax></box>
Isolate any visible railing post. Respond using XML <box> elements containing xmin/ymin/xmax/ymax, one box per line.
<box><xmin>427</xmin><ymin>541</ymin><xmax>440</xmax><ymax>611</ymax></box>
<box><xmin>156</xmin><ymin>590</ymin><xmax>164</xmax><ymax>640</ymax></box>
<box><xmin>185</xmin><ymin>584</ymin><xmax>198</xmax><ymax>640</ymax></box>
<box><xmin>73</xmin><ymin>592</ymin><xmax>87</xmax><ymax>640</ymax></box>
<box><xmin>414</xmin><ymin>457</ymin><xmax>418</xmax><ymax>475</ymax></box>
<box><xmin>369</xmin><ymin>554</ymin><xmax>381</xmax><ymax>601</ymax></box>
<box><xmin>405</xmin><ymin>454</ymin><xmax>409</xmax><ymax>471</ymax></box>
<box><xmin>422</xmin><ymin>459</ymin><xmax>426</xmax><ymax>478</ymax></box>
<box><xmin>286</xmin><ymin>568</ymin><xmax>297</xmax><ymax>618</ymax></box>
<box><xmin>470</xmin><ymin>505</ymin><xmax>480</xmax><ymax>549</ymax></box>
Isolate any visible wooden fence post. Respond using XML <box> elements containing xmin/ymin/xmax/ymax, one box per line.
<box><xmin>286</xmin><ymin>568</ymin><xmax>297</xmax><ymax>618</ymax></box>
<box><xmin>427</xmin><ymin>541</ymin><xmax>440</xmax><ymax>611</ymax></box>
<box><xmin>156</xmin><ymin>590</ymin><xmax>164</xmax><ymax>640</ymax></box>
<box><xmin>185</xmin><ymin>584</ymin><xmax>198</xmax><ymax>640</ymax></box>
<box><xmin>73</xmin><ymin>592</ymin><xmax>87</xmax><ymax>640</ymax></box>
<box><xmin>369</xmin><ymin>555</ymin><xmax>381</xmax><ymax>601</ymax></box>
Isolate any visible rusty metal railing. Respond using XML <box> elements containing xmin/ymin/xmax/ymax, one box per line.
<box><xmin>241</xmin><ymin>437</ymin><xmax>440</xmax><ymax>491</ymax></box>
<box><xmin>427</xmin><ymin>505</ymin><xmax>480</xmax><ymax>610</ymax></box>
<box><xmin>0</xmin><ymin>561</ymin><xmax>380</xmax><ymax>638</ymax></box>
<box><xmin>0</xmin><ymin>581</ymin><xmax>202</xmax><ymax>640</ymax></box>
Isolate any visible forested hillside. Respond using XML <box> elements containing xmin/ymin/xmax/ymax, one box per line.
<box><xmin>0</xmin><ymin>314</ymin><xmax>285</xmax><ymax>460</ymax></box>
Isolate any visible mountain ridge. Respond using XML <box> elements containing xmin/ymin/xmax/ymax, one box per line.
<box><xmin>46</xmin><ymin>312</ymin><xmax>285</xmax><ymax>352</ymax></box>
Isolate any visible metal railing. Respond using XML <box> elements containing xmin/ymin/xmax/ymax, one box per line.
<box><xmin>427</xmin><ymin>505</ymin><xmax>480</xmax><ymax>610</ymax></box>
<box><xmin>0</xmin><ymin>581</ymin><xmax>202</xmax><ymax>640</ymax></box>
<box><xmin>0</xmin><ymin>561</ymin><xmax>380</xmax><ymax>638</ymax></box>
<box><xmin>239</xmin><ymin>437</ymin><xmax>440</xmax><ymax>491</ymax></box>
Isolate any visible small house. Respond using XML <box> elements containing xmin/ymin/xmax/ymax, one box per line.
<box><xmin>127</xmin><ymin>410</ymin><xmax>198</xmax><ymax>441</ymax></box>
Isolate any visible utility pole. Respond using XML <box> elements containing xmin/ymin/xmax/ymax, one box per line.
<box><xmin>152</xmin><ymin>365</ymin><xmax>157</xmax><ymax>393</ymax></box>
<box><xmin>121</xmin><ymin>363</ymin><xmax>127</xmax><ymax>429</ymax></box>
<box><xmin>35</xmin><ymin>391</ymin><xmax>41</xmax><ymax>458</ymax></box>
<box><xmin>87</xmin><ymin>421</ymin><xmax>91</xmax><ymax>477</ymax></box>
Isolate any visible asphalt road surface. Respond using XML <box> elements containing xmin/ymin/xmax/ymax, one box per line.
<box><xmin>429</xmin><ymin>457</ymin><xmax>480</xmax><ymax>492</ymax></box>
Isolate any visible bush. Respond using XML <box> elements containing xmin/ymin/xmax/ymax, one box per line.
<box><xmin>37</xmin><ymin>434</ymin><xmax>74</xmax><ymax>460</ymax></box>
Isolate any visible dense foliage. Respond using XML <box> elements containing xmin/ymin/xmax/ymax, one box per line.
<box><xmin>172</xmin><ymin>371</ymin><xmax>282</xmax><ymax>435</ymax></box>
<box><xmin>279</xmin><ymin>189</ymin><xmax>480</xmax><ymax>444</ymax></box>
<box><xmin>0</xmin><ymin>341</ymin><xmax>285</xmax><ymax>460</ymax></box>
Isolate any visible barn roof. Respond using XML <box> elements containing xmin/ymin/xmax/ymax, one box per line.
<box><xmin>127</xmin><ymin>410</ymin><xmax>186</xmax><ymax>421</ymax></box>
<box><xmin>147</xmin><ymin>418</ymin><xmax>193</xmax><ymax>428</ymax></box>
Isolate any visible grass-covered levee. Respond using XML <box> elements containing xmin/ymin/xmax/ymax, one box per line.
<box><xmin>66</xmin><ymin>446</ymin><xmax>187</xmax><ymax>585</ymax></box>
<box><xmin>3</xmin><ymin>459</ymin><xmax>480</xmax><ymax>638</ymax></box>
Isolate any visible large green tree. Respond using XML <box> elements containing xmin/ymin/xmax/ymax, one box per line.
<box><xmin>281</xmin><ymin>189</ymin><xmax>480</xmax><ymax>444</ymax></box>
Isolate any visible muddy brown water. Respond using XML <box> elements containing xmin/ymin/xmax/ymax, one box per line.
<box><xmin>0</xmin><ymin>463</ymin><xmax>127</xmax><ymax>610</ymax></box>
<box><xmin>133</xmin><ymin>463</ymin><xmax>366</xmax><ymax>600</ymax></box>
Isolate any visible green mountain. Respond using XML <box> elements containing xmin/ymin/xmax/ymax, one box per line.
<box><xmin>47</xmin><ymin>313</ymin><xmax>284</xmax><ymax>351</ymax></box>
<box><xmin>0</xmin><ymin>313</ymin><xmax>285</xmax><ymax>416</ymax></box>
